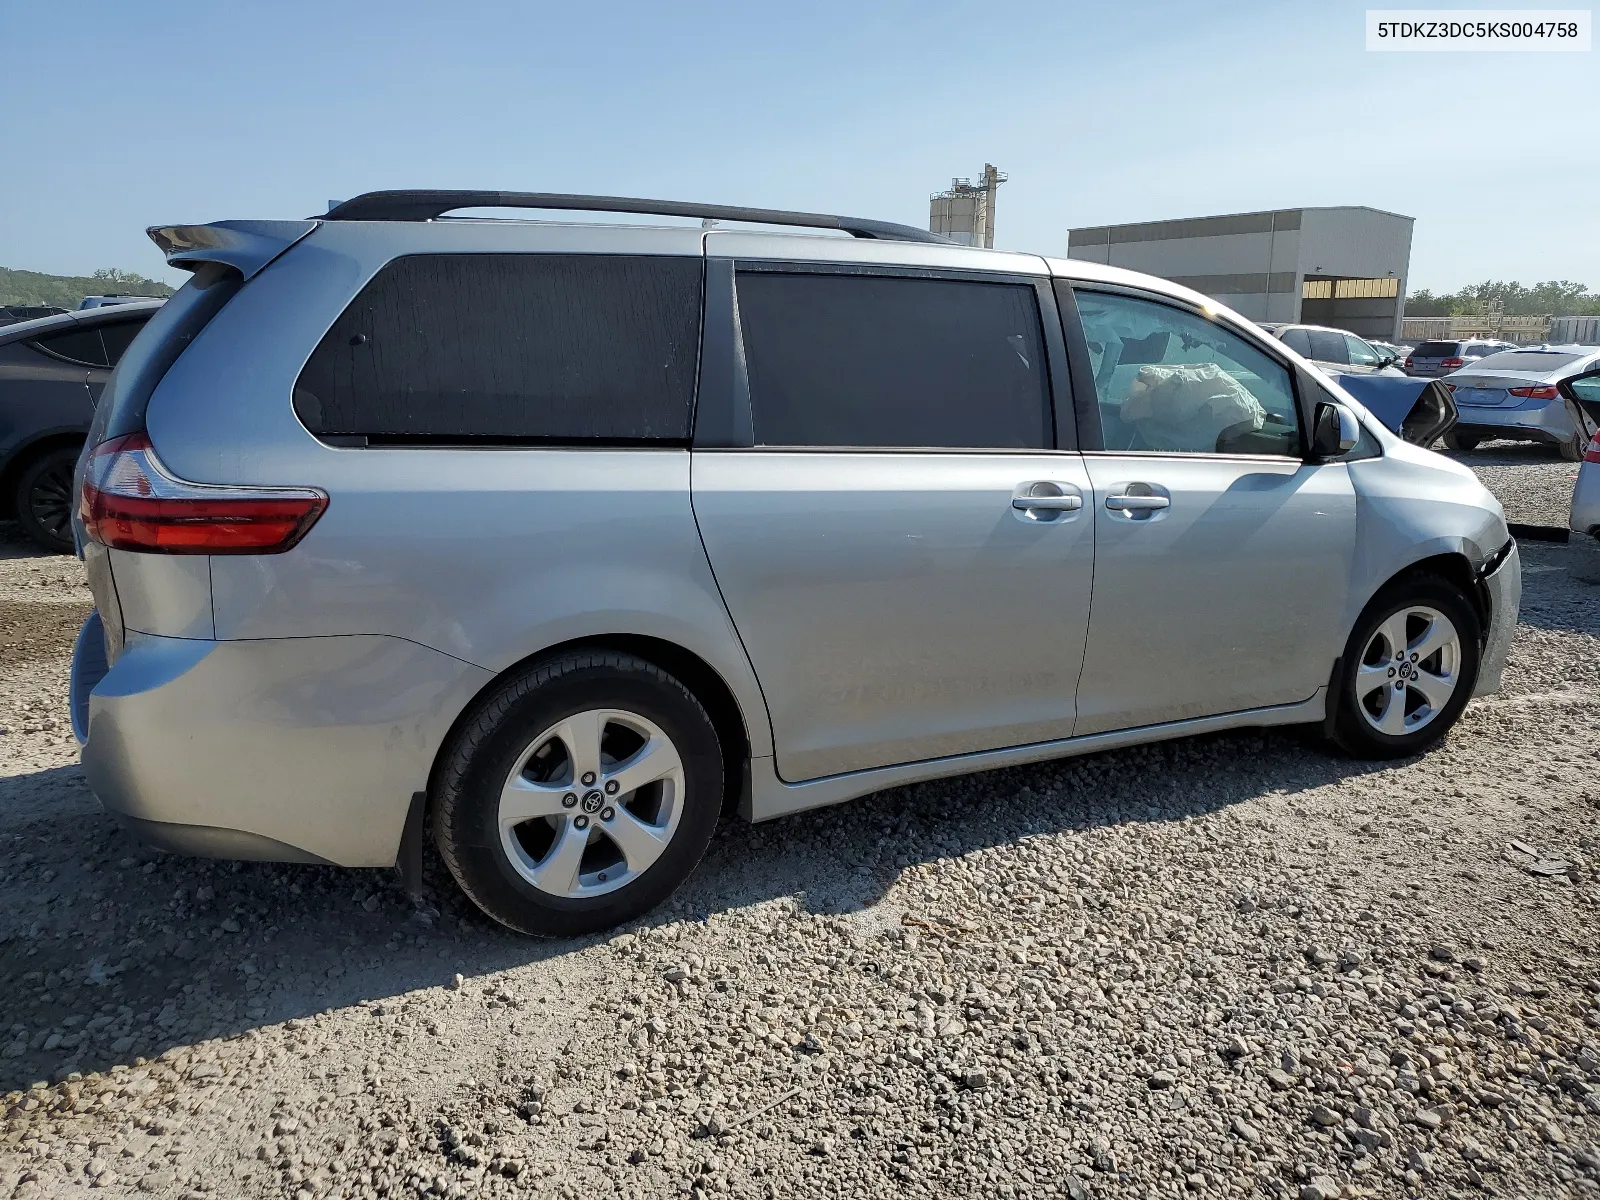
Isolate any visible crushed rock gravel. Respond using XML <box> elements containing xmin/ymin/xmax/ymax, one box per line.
<box><xmin>2</xmin><ymin>449</ymin><xmax>1598</xmax><ymax>1200</ymax></box>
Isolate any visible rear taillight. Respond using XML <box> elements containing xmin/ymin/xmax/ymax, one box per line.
<box><xmin>1403</xmin><ymin>356</ymin><xmax>1414</xmax><ymax>368</ymax></box>
<box><xmin>1440</xmin><ymin>357</ymin><xmax>1465</xmax><ymax>369</ymax></box>
<box><xmin>1585</xmin><ymin>434</ymin><xmax>1600</xmax><ymax>465</ymax></box>
<box><xmin>79</xmin><ymin>433</ymin><xmax>327</xmax><ymax>554</ymax></box>
<box><xmin>1444</xmin><ymin>383</ymin><xmax>1456</xmax><ymax>392</ymax></box>
<box><xmin>1508</xmin><ymin>385</ymin><xmax>1558</xmax><ymax>400</ymax></box>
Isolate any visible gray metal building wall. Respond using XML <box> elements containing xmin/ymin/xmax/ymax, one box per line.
<box><xmin>1067</xmin><ymin>207</ymin><xmax>1412</xmax><ymax>341</ymax></box>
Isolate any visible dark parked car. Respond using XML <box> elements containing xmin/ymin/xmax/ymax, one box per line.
<box><xmin>77</xmin><ymin>294</ymin><xmax>169</xmax><ymax>310</ymax></box>
<box><xmin>1403</xmin><ymin>339</ymin><xmax>1516</xmax><ymax>378</ymax></box>
<box><xmin>0</xmin><ymin>304</ymin><xmax>69</xmax><ymax>327</ymax></box>
<box><xmin>0</xmin><ymin>300</ymin><xmax>163</xmax><ymax>551</ymax></box>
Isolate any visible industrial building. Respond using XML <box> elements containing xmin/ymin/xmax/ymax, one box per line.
<box><xmin>1067</xmin><ymin>206</ymin><xmax>1413</xmax><ymax>342</ymax></box>
<box><xmin>930</xmin><ymin>165</ymin><xmax>1006</xmax><ymax>248</ymax></box>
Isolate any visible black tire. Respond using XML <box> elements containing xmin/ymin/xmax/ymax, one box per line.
<box><xmin>14</xmin><ymin>446</ymin><xmax>79</xmax><ymax>554</ymax></box>
<box><xmin>1558</xmin><ymin>431</ymin><xmax>1586</xmax><ymax>463</ymax></box>
<box><xmin>1328</xmin><ymin>575</ymin><xmax>1481</xmax><ymax>760</ymax></box>
<box><xmin>432</xmin><ymin>650</ymin><xmax>723</xmax><ymax>937</ymax></box>
<box><xmin>1442</xmin><ymin>430</ymin><xmax>1481</xmax><ymax>452</ymax></box>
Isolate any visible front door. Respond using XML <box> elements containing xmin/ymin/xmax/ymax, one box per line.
<box><xmin>1067</xmin><ymin>286</ymin><xmax>1356</xmax><ymax>734</ymax></box>
<box><xmin>693</xmin><ymin>262</ymin><xmax>1095</xmax><ymax>782</ymax></box>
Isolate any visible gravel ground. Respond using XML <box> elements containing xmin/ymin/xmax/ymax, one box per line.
<box><xmin>2</xmin><ymin>449</ymin><xmax>1598</xmax><ymax>1200</ymax></box>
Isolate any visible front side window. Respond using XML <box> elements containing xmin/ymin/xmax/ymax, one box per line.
<box><xmin>295</xmin><ymin>254</ymin><xmax>703</xmax><ymax>442</ymax></box>
<box><xmin>1345</xmin><ymin>334</ymin><xmax>1382</xmax><ymax>366</ymax></box>
<box><xmin>1074</xmin><ymin>289</ymin><xmax>1300</xmax><ymax>456</ymax></box>
<box><xmin>735</xmin><ymin>270</ymin><xmax>1050</xmax><ymax>449</ymax></box>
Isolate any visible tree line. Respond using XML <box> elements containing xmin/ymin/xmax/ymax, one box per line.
<box><xmin>0</xmin><ymin>266</ymin><xmax>175</xmax><ymax>309</ymax></box>
<box><xmin>1405</xmin><ymin>280</ymin><xmax>1600</xmax><ymax>318</ymax></box>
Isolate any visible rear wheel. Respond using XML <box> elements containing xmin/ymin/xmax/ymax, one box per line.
<box><xmin>1558</xmin><ymin>430</ymin><xmax>1586</xmax><ymax>462</ymax></box>
<box><xmin>1328</xmin><ymin>575</ymin><xmax>1480</xmax><ymax>760</ymax></box>
<box><xmin>14</xmin><ymin>446</ymin><xmax>79</xmax><ymax>554</ymax></box>
<box><xmin>432</xmin><ymin>650</ymin><xmax>723</xmax><ymax>937</ymax></box>
<box><xmin>1441</xmin><ymin>430</ymin><xmax>1481</xmax><ymax>452</ymax></box>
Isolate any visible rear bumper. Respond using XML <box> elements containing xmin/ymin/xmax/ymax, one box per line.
<box><xmin>1474</xmin><ymin>540</ymin><xmax>1520</xmax><ymax>698</ymax></box>
<box><xmin>77</xmin><ymin>626</ymin><xmax>491</xmax><ymax>867</ymax></box>
<box><xmin>1455</xmin><ymin>398</ymin><xmax>1576</xmax><ymax>443</ymax></box>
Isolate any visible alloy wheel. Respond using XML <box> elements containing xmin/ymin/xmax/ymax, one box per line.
<box><xmin>1355</xmin><ymin>605</ymin><xmax>1462</xmax><ymax>737</ymax></box>
<box><xmin>27</xmin><ymin>459</ymin><xmax>75</xmax><ymax>545</ymax></box>
<box><xmin>497</xmin><ymin>708</ymin><xmax>685</xmax><ymax>898</ymax></box>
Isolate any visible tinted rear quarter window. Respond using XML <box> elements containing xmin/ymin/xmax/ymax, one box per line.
<box><xmin>98</xmin><ymin>317</ymin><xmax>150</xmax><ymax>367</ymax></box>
<box><xmin>294</xmin><ymin>254</ymin><xmax>704</xmax><ymax>442</ymax></box>
<box><xmin>1306</xmin><ymin>330</ymin><xmax>1349</xmax><ymax>364</ymax></box>
<box><xmin>1280</xmin><ymin>328</ymin><xmax>1313</xmax><ymax>357</ymax></box>
<box><xmin>29</xmin><ymin>326</ymin><xmax>108</xmax><ymax>367</ymax></box>
<box><xmin>735</xmin><ymin>270</ymin><xmax>1050</xmax><ymax>449</ymax></box>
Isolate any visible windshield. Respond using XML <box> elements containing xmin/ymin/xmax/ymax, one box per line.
<box><xmin>1412</xmin><ymin>341</ymin><xmax>1460</xmax><ymax>357</ymax></box>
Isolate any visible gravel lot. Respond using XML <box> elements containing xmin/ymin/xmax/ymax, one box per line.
<box><xmin>3</xmin><ymin>448</ymin><xmax>1598</xmax><ymax>1200</ymax></box>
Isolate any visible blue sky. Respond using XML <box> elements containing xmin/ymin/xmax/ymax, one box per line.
<box><xmin>1</xmin><ymin>0</ymin><xmax>1594</xmax><ymax>293</ymax></box>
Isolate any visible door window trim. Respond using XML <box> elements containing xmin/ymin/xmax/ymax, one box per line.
<box><xmin>692</xmin><ymin>258</ymin><xmax>1072</xmax><ymax>453</ymax></box>
<box><xmin>1057</xmin><ymin>280</ymin><xmax>1312</xmax><ymax>460</ymax></box>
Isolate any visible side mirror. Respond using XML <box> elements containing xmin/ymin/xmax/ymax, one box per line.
<box><xmin>1311</xmin><ymin>401</ymin><xmax>1360</xmax><ymax>458</ymax></box>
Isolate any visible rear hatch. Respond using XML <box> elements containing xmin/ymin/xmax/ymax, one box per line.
<box><xmin>1406</xmin><ymin>340</ymin><xmax>1460</xmax><ymax>377</ymax></box>
<box><xmin>74</xmin><ymin>220</ymin><xmax>316</xmax><ymax>666</ymax></box>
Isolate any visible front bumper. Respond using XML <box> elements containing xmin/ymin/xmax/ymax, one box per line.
<box><xmin>76</xmin><ymin>624</ymin><xmax>491</xmax><ymax>867</ymax></box>
<box><xmin>1474</xmin><ymin>540</ymin><xmax>1520</xmax><ymax>697</ymax></box>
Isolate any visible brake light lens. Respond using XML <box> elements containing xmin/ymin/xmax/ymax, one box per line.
<box><xmin>80</xmin><ymin>433</ymin><xmax>327</xmax><ymax>554</ymax></box>
<box><xmin>1508</xmin><ymin>385</ymin><xmax>1559</xmax><ymax>400</ymax></box>
<box><xmin>1440</xmin><ymin>357</ymin><xmax>1466</xmax><ymax>369</ymax></box>
<box><xmin>1404</xmin><ymin>356</ymin><xmax>1414</xmax><ymax>368</ymax></box>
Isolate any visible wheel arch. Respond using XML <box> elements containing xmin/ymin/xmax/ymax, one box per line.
<box><xmin>426</xmin><ymin>633</ymin><xmax>755</xmax><ymax>821</ymax></box>
<box><xmin>0</xmin><ymin>430</ymin><xmax>86</xmax><ymax>519</ymax></box>
<box><xmin>1378</xmin><ymin>551</ymin><xmax>1488</xmax><ymax>636</ymax></box>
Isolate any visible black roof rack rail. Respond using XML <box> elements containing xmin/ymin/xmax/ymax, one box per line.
<box><xmin>319</xmin><ymin>190</ymin><xmax>950</xmax><ymax>244</ymax></box>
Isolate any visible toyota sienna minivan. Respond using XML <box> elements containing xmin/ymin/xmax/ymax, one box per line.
<box><xmin>71</xmin><ymin>190</ymin><xmax>1520</xmax><ymax>936</ymax></box>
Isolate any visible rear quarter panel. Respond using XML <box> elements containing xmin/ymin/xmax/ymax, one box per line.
<box><xmin>145</xmin><ymin>221</ymin><xmax>773</xmax><ymax>760</ymax></box>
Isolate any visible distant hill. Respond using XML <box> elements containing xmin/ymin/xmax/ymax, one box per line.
<box><xmin>0</xmin><ymin>266</ymin><xmax>175</xmax><ymax>309</ymax></box>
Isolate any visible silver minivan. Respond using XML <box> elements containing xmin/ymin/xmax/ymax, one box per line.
<box><xmin>71</xmin><ymin>191</ymin><xmax>1521</xmax><ymax>936</ymax></box>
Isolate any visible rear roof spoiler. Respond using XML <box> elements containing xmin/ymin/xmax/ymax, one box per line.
<box><xmin>146</xmin><ymin>220</ymin><xmax>319</xmax><ymax>279</ymax></box>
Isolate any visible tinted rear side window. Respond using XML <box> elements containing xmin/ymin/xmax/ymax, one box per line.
<box><xmin>294</xmin><ymin>254</ymin><xmax>703</xmax><ymax>443</ymax></box>
<box><xmin>735</xmin><ymin>270</ymin><xmax>1049</xmax><ymax>449</ymax></box>
<box><xmin>1413</xmin><ymin>341</ymin><xmax>1460</xmax><ymax>357</ymax></box>
<box><xmin>29</xmin><ymin>326</ymin><xmax>108</xmax><ymax>367</ymax></box>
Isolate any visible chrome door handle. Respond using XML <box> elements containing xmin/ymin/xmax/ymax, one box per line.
<box><xmin>1105</xmin><ymin>494</ymin><xmax>1170</xmax><ymax>512</ymax></box>
<box><xmin>1012</xmin><ymin>495</ymin><xmax>1082</xmax><ymax>512</ymax></box>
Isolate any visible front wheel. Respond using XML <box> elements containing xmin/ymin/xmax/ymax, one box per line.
<box><xmin>1328</xmin><ymin>576</ymin><xmax>1481</xmax><ymax>760</ymax></box>
<box><xmin>15</xmin><ymin>446</ymin><xmax>79</xmax><ymax>554</ymax></box>
<box><xmin>1441</xmin><ymin>430</ymin><xmax>1481</xmax><ymax>452</ymax></box>
<box><xmin>431</xmin><ymin>650</ymin><xmax>723</xmax><ymax>937</ymax></box>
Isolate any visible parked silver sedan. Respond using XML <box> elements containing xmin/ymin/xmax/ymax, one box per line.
<box><xmin>1441</xmin><ymin>346</ymin><xmax>1600</xmax><ymax>459</ymax></box>
<box><xmin>1564</xmin><ymin>367</ymin><xmax>1600</xmax><ymax>536</ymax></box>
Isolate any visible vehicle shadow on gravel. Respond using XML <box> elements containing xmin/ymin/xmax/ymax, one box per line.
<box><xmin>0</xmin><ymin>721</ymin><xmax>1398</xmax><ymax>1091</ymax></box>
